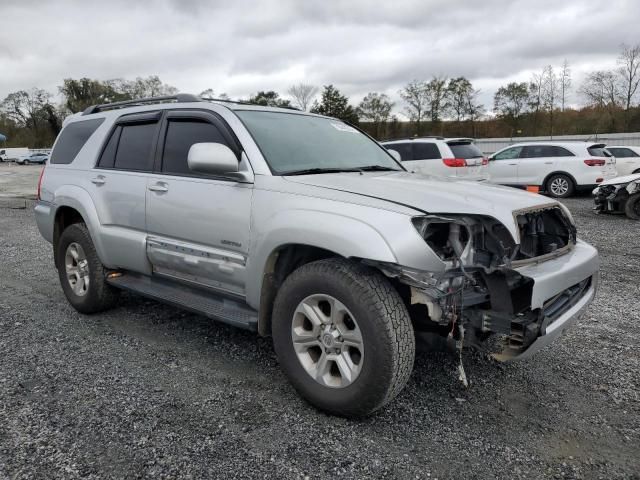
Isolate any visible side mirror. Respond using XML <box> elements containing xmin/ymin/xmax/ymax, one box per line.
<box><xmin>188</xmin><ymin>143</ymin><xmax>239</xmax><ymax>175</ymax></box>
<box><xmin>388</xmin><ymin>149</ymin><xmax>401</xmax><ymax>162</ymax></box>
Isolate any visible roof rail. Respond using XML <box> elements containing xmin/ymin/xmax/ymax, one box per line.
<box><xmin>81</xmin><ymin>93</ymin><xmax>201</xmax><ymax>115</ymax></box>
<box><xmin>381</xmin><ymin>135</ymin><xmax>445</xmax><ymax>142</ymax></box>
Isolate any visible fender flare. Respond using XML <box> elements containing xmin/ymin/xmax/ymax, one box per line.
<box><xmin>52</xmin><ymin>185</ymin><xmax>110</xmax><ymax>266</ymax></box>
<box><xmin>245</xmin><ymin>209</ymin><xmax>398</xmax><ymax>308</ymax></box>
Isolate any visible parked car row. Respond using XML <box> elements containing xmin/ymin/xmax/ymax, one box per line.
<box><xmin>0</xmin><ymin>149</ymin><xmax>49</xmax><ymax>164</ymax></box>
<box><xmin>381</xmin><ymin>138</ymin><xmax>639</xmax><ymax>199</ymax></box>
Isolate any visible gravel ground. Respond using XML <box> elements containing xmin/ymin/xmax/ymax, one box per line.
<box><xmin>0</xmin><ymin>197</ymin><xmax>638</xmax><ymax>479</ymax></box>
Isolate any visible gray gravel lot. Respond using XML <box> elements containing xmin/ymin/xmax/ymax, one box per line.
<box><xmin>0</xmin><ymin>196</ymin><xmax>639</xmax><ymax>479</ymax></box>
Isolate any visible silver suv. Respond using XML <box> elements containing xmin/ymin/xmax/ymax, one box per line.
<box><xmin>35</xmin><ymin>94</ymin><xmax>599</xmax><ymax>417</ymax></box>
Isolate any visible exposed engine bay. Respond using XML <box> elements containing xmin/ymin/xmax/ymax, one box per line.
<box><xmin>593</xmin><ymin>174</ymin><xmax>640</xmax><ymax>220</ymax></box>
<box><xmin>370</xmin><ymin>206</ymin><xmax>586</xmax><ymax>380</ymax></box>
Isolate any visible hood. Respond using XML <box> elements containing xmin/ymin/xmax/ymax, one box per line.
<box><xmin>599</xmin><ymin>173</ymin><xmax>640</xmax><ymax>186</ymax></box>
<box><xmin>285</xmin><ymin>171</ymin><xmax>559</xmax><ymax>241</ymax></box>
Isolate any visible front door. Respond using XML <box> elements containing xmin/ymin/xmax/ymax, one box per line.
<box><xmin>488</xmin><ymin>146</ymin><xmax>521</xmax><ymax>184</ymax></box>
<box><xmin>145</xmin><ymin>110</ymin><xmax>253</xmax><ymax>297</ymax></box>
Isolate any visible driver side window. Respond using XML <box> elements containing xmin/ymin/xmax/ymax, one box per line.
<box><xmin>494</xmin><ymin>146</ymin><xmax>522</xmax><ymax>160</ymax></box>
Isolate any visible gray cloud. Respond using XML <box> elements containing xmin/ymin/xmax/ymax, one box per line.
<box><xmin>0</xmin><ymin>0</ymin><xmax>638</xmax><ymax>114</ymax></box>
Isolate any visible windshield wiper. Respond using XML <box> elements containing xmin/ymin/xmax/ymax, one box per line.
<box><xmin>281</xmin><ymin>167</ymin><xmax>365</xmax><ymax>176</ymax></box>
<box><xmin>357</xmin><ymin>165</ymin><xmax>401</xmax><ymax>172</ymax></box>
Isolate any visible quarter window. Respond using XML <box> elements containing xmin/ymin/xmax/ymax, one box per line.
<box><xmin>50</xmin><ymin>118</ymin><xmax>104</xmax><ymax>165</ymax></box>
<box><xmin>162</xmin><ymin>119</ymin><xmax>232</xmax><ymax>175</ymax></box>
<box><xmin>413</xmin><ymin>142</ymin><xmax>441</xmax><ymax>160</ymax></box>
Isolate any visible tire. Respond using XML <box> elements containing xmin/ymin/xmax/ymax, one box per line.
<box><xmin>624</xmin><ymin>193</ymin><xmax>640</xmax><ymax>220</ymax></box>
<box><xmin>23</xmin><ymin>160</ymin><xmax>30</xmax><ymax>165</ymax></box>
<box><xmin>55</xmin><ymin>223</ymin><xmax>118</xmax><ymax>314</ymax></box>
<box><xmin>546</xmin><ymin>173</ymin><xmax>575</xmax><ymax>198</ymax></box>
<box><xmin>272</xmin><ymin>258</ymin><xmax>415</xmax><ymax>417</ymax></box>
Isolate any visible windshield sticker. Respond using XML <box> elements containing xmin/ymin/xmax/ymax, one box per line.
<box><xmin>330</xmin><ymin>122</ymin><xmax>357</xmax><ymax>133</ymax></box>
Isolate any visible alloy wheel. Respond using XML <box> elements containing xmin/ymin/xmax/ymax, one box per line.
<box><xmin>291</xmin><ymin>294</ymin><xmax>364</xmax><ymax>388</ymax></box>
<box><xmin>65</xmin><ymin>242</ymin><xmax>90</xmax><ymax>296</ymax></box>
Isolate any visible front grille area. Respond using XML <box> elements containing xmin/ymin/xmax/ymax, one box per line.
<box><xmin>543</xmin><ymin>277</ymin><xmax>592</xmax><ymax>323</ymax></box>
<box><xmin>515</xmin><ymin>206</ymin><xmax>576</xmax><ymax>261</ymax></box>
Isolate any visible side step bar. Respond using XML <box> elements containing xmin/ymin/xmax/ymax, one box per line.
<box><xmin>107</xmin><ymin>273</ymin><xmax>258</xmax><ymax>331</ymax></box>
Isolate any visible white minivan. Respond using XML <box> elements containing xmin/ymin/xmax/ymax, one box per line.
<box><xmin>382</xmin><ymin>137</ymin><xmax>488</xmax><ymax>181</ymax></box>
<box><xmin>488</xmin><ymin>142</ymin><xmax>617</xmax><ymax>198</ymax></box>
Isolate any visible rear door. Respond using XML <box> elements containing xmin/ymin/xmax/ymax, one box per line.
<box><xmin>145</xmin><ymin>110</ymin><xmax>253</xmax><ymax>297</ymax></box>
<box><xmin>517</xmin><ymin>145</ymin><xmax>567</xmax><ymax>185</ymax></box>
<box><xmin>410</xmin><ymin>142</ymin><xmax>443</xmax><ymax>175</ymax></box>
<box><xmin>91</xmin><ymin>111</ymin><xmax>160</xmax><ymax>273</ymax></box>
<box><xmin>607</xmin><ymin>147</ymin><xmax>640</xmax><ymax>175</ymax></box>
<box><xmin>488</xmin><ymin>146</ymin><xmax>522</xmax><ymax>184</ymax></box>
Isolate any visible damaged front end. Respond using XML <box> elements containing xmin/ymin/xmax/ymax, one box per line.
<box><xmin>373</xmin><ymin>205</ymin><xmax>587</xmax><ymax>364</ymax></box>
<box><xmin>593</xmin><ymin>175</ymin><xmax>640</xmax><ymax>219</ymax></box>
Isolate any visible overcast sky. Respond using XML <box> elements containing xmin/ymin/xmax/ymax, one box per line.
<box><xmin>1</xmin><ymin>0</ymin><xmax>638</xmax><ymax>116</ymax></box>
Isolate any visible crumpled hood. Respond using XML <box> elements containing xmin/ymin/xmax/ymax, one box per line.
<box><xmin>599</xmin><ymin>173</ymin><xmax>640</xmax><ymax>186</ymax></box>
<box><xmin>286</xmin><ymin>171</ymin><xmax>559</xmax><ymax>241</ymax></box>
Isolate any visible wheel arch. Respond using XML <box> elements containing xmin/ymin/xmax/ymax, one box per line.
<box><xmin>542</xmin><ymin>171</ymin><xmax>577</xmax><ymax>190</ymax></box>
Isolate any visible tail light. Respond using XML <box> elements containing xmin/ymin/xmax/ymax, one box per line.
<box><xmin>481</xmin><ymin>157</ymin><xmax>489</xmax><ymax>166</ymax></box>
<box><xmin>442</xmin><ymin>158</ymin><xmax>467</xmax><ymax>167</ymax></box>
<box><xmin>36</xmin><ymin>166</ymin><xmax>45</xmax><ymax>200</ymax></box>
<box><xmin>584</xmin><ymin>159</ymin><xmax>605</xmax><ymax>166</ymax></box>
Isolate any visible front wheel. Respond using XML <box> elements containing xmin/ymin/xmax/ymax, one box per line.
<box><xmin>625</xmin><ymin>193</ymin><xmax>640</xmax><ymax>220</ymax></box>
<box><xmin>272</xmin><ymin>258</ymin><xmax>415</xmax><ymax>417</ymax></box>
<box><xmin>546</xmin><ymin>173</ymin><xmax>575</xmax><ymax>198</ymax></box>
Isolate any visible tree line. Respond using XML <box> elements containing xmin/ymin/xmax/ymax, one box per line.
<box><xmin>2</xmin><ymin>43</ymin><xmax>639</xmax><ymax>148</ymax></box>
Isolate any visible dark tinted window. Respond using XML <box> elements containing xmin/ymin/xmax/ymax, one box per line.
<box><xmin>551</xmin><ymin>146</ymin><xmax>574</xmax><ymax>156</ymax></box>
<box><xmin>50</xmin><ymin>118</ymin><xmax>104</xmax><ymax>164</ymax></box>
<box><xmin>608</xmin><ymin>147</ymin><xmax>636</xmax><ymax>158</ymax></box>
<box><xmin>521</xmin><ymin>145</ymin><xmax>568</xmax><ymax>158</ymax></box>
<box><xmin>413</xmin><ymin>142</ymin><xmax>441</xmax><ymax>160</ymax></box>
<box><xmin>97</xmin><ymin>126</ymin><xmax>121</xmax><ymax>168</ymax></box>
<box><xmin>448</xmin><ymin>142</ymin><xmax>483</xmax><ymax>159</ymax></box>
<box><xmin>386</xmin><ymin>143</ymin><xmax>413</xmax><ymax>161</ymax></box>
<box><xmin>114</xmin><ymin>123</ymin><xmax>158</xmax><ymax>171</ymax></box>
<box><xmin>162</xmin><ymin>120</ymin><xmax>230</xmax><ymax>175</ymax></box>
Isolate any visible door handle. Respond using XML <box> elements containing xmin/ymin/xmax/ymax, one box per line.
<box><xmin>544</xmin><ymin>162</ymin><xmax>553</xmax><ymax>164</ymax></box>
<box><xmin>148</xmin><ymin>183</ymin><xmax>169</xmax><ymax>193</ymax></box>
<box><xmin>508</xmin><ymin>163</ymin><xmax>517</xmax><ymax>166</ymax></box>
<box><xmin>91</xmin><ymin>176</ymin><xmax>106</xmax><ymax>186</ymax></box>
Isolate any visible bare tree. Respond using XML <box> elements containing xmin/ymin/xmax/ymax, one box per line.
<box><xmin>399</xmin><ymin>80</ymin><xmax>429</xmax><ymax>135</ymax></box>
<box><xmin>560</xmin><ymin>59</ymin><xmax>571</xmax><ymax>111</ymax></box>
<box><xmin>287</xmin><ymin>83</ymin><xmax>318</xmax><ymax>111</ymax></box>
<box><xmin>542</xmin><ymin>65</ymin><xmax>560</xmax><ymax>135</ymax></box>
<box><xmin>528</xmin><ymin>72</ymin><xmax>544</xmax><ymax>135</ymax></box>
<box><xmin>580</xmin><ymin>70</ymin><xmax>621</xmax><ymax>131</ymax></box>
<box><xmin>617</xmin><ymin>43</ymin><xmax>640</xmax><ymax>130</ymax></box>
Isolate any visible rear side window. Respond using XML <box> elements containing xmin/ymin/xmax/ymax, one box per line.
<box><xmin>385</xmin><ymin>143</ymin><xmax>413</xmax><ymax>161</ymax></box>
<box><xmin>608</xmin><ymin>147</ymin><xmax>636</xmax><ymax>158</ymax></box>
<box><xmin>162</xmin><ymin>120</ymin><xmax>232</xmax><ymax>175</ymax></box>
<box><xmin>448</xmin><ymin>142</ymin><xmax>483</xmax><ymax>159</ymax></box>
<box><xmin>413</xmin><ymin>142</ymin><xmax>441</xmax><ymax>160</ymax></box>
<box><xmin>114</xmin><ymin>123</ymin><xmax>158</xmax><ymax>171</ymax></box>
<box><xmin>50</xmin><ymin>118</ymin><xmax>104</xmax><ymax>164</ymax></box>
<box><xmin>521</xmin><ymin>145</ymin><xmax>566</xmax><ymax>158</ymax></box>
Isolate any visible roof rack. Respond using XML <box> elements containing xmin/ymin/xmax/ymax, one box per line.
<box><xmin>381</xmin><ymin>135</ymin><xmax>445</xmax><ymax>142</ymax></box>
<box><xmin>81</xmin><ymin>93</ymin><xmax>201</xmax><ymax>115</ymax></box>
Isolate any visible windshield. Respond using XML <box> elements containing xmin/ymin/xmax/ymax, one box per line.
<box><xmin>236</xmin><ymin>111</ymin><xmax>403</xmax><ymax>175</ymax></box>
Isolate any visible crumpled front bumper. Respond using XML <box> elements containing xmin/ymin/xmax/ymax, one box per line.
<box><xmin>504</xmin><ymin>239</ymin><xmax>599</xmax><ymax>361</ymax></box>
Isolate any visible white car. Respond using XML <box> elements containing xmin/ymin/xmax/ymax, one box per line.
<box><xmin>382</xmin><ymin>137</ymin><xmax>489</xmax><ymax>181</ymax></box>
<box><xmin>488</xmin><ymin>142</ymin><xmax>617</xmax><ymax>198</ymax></box>
<box><xmin>604</xmin><ymin>146</ymin><xmax>640</xmax><ymax>176</ymax></box>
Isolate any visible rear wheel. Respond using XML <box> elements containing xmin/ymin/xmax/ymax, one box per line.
<box><xmin>624</xmin><ymin>193</ymin><xmax>640</xmax><ymax>220</ymax></box>
<box><xmin>23</xmin><ymin>160</ymin><xmax>30</xmax><ymax>165</ymax></box>
<box><xmin>272</xmin><ymin>258</ymin><xmax>415</xmax><ymax>417</ymax></box>
<box><xmin>56</xmin><ymin>223</ymin><xmax>119</xmax><ymax>313</ymax></box>
<box><xmin>546</xmin><ymin>173</ymin><xmax>575</xmax><ymax>198</ymax></box>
